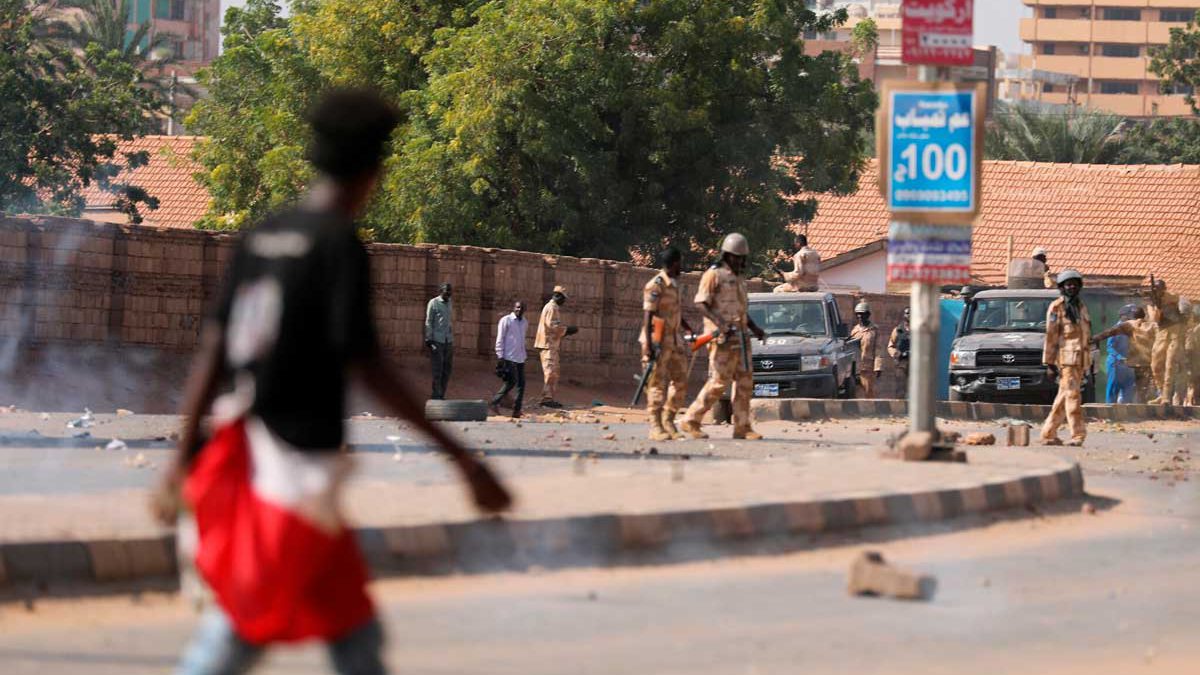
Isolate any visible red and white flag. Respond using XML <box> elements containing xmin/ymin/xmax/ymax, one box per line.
<box><xmin>184</xmin><ymin>419</ymin><xmax>375</xmax><ymax>644</ymax></box>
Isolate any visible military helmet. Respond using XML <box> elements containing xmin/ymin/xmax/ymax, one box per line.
<box><xmin>1118</xmin><ymin>303</ymin><xmax>1138</xmax><ymax>320</ymax></box>
<box><xmin>720</xmin><ymin>233</ymin><xmax>750</xmax><ymax>256</ymax></box>
<box><xmin>1055</xmin><ymin>269</ymin><xmax>1083</xmax><ymax>286</ymax></box>
<box><xmin>1032</xmin><ymin>247</ymin><xmax>1047</xmax><ymax>258</ymax></box>
<box><xmin>854</xmin><ymin>302</ymin><xmax>871</xmax><ymax>314</ymax></box>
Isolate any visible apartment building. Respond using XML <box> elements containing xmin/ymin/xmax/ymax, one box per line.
<box><xmin>128</xmin><ymin>0</ymin><xmax>221</xmax><ymax>66</ymax></box>
<box><xmin>1019</xmin><ymin>1</ymin><xmax>1200</xmax><ymax>117</ymax></box>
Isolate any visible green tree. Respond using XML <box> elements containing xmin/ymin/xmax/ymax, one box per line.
<box><xmin>189</xmin><ymin>0</ymin><xmax>876</xmax><ymax>265</ymax></box>
<box><xmin>1116</xmin><ymin>118</ymin><xmax>1200</xmax><ymax>164</ymax></box>
<box><xmin>0</xmin><ymin>0</ymin><xmax>159</xmax><ymax>218</ymax></box>
<box><xmin>186</xmin><ymin>0</ymin><xmax>323</xmax><ymax>230</ymax></box>
<box><xmin>985</xmin><ymin>104</ymin><xmax>1127</xmax><ymax>164</ymax></box>
<box><xmin>1149</xmin><ymin>10</ymin><xmax>1200</xmax><ymax>114</ymax></box>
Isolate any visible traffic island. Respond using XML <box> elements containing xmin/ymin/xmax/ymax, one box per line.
<box><xmin>0</xmin><ymin>444</ymin><xmax>1082</xmax><ymax>595</ymax></box>
<box><xmin>752</xmin><ymin>398</ymin><xmax>1200</xmax><ymax>424</ymax></box>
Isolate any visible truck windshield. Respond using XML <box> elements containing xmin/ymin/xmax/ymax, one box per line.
<box><xmin>965</xmin><ymin>297</ymin><xmax>1054</xmax><ymax>333</ymax></box>
<box><xmin>748</xmin><ymin>301</ymin><xmax>828</xmax><ymax>337</ymax></box>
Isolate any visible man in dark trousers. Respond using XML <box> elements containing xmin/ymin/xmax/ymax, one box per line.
<box><xmin>491</xmin><ymin>301</ymin><xmax>529</xmax><ymax>418</ymax></box>
<box><xmin>151</xmin><ymin>89</ymin><xmax>511</xmax><ymax>675</ymax></box>
<box><xmin>424</xmin><ymin>282</ymin><xmax>454</xmax><ymax>399</ymax></box>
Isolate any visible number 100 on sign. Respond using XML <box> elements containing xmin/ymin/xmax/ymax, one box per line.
<box><xmin>880</xmin><ymin>83</ymin><xmax>983</xmax><ymax>220</ymax></box>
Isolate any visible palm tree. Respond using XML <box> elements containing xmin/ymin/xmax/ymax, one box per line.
<box><xmin>985</xmin><ymin>104</ymin><xmax>1128</xmax><ymax>164</ymax></box>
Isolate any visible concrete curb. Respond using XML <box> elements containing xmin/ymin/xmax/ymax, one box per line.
<box><xmin>0</xmin><ymin>462</ymin><xmax>1083</xmax><ymax>590</ymax></box>
<box><xmin>752</xmin><ymin>399</ymin><xmax>1200</xmax><ymax>424</ymax></box>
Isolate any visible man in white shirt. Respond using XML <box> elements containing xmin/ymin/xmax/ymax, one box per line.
<box><xmin>491</xmin><ymin>301</ymin><xmax>529</xmax><ymax>418</ymax></box>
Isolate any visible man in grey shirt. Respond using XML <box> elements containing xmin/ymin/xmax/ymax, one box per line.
<box><xmin>491</xmin><ymin>301</ymin><xmax>528</xmax><ymax>418</ymax></box>
<box><xmin>424</xmin><ymin>282</ymin><xmax>454</xmax><ymax>400</ymax></box>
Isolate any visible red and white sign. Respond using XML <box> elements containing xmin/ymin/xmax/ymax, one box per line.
<box><xmin>902</xmin><ymin>0</ymin><xmax>974</xmax><ymax>66</ymax></box>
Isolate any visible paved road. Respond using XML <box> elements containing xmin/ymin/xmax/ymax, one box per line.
<box><xmin>2</xmin><ymin>470</ymin><xmax>1198</xmax><ymax>675</ymax></box>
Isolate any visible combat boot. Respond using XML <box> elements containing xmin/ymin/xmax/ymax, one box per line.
<box><xmin>661</xmin><ymin>410</ymin><xmax>683</xmax><ymax>440</ymax></box>
<box><xmin>648</xmin><ymin>411</ymin><xmax>671</xmax><ymax>441</ymax></box>
<box><xmin>681</xmin><ymin>420</ymin><xmax>708</xmax><ymax>439</ymax></box>
<box><xmin>733</xmin><ymin>426</ymin><xmax>763</xmax><ymax>440</ymax></box>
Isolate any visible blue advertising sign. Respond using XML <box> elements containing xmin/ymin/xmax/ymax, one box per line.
<box><xmin>879</xmin><ymin>81</ymin><xmax>984</xmax><ymax>222</ymax></box>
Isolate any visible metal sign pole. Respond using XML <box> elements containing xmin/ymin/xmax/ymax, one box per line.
<box><xmin>908</xmin><ymin>64</ymin><xmax>940</xmax><ymax>438</ymax></box>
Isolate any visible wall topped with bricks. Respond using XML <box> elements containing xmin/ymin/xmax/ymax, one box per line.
<box><xmin>0</xmin><ymin>215</ymin><xmax>911</xmax><ymax>401</ymax></box>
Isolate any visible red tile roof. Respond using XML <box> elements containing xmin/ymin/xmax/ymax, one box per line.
<box><xmin>81</xmin><ymin>135</ymin><xmax>207</xmax><ymax>229</ymax></box>
<box><xmin>799</xmin><ymin>160</ymin><xmax>1200</xmax><ymax>299</ymax></box>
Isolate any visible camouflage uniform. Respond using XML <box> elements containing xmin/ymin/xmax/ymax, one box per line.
<box><xmin>1186</xmin><ymin>320</ymin><xmax>1200</xmax><ymax>406</ymax></box>
<box><xmin>1148</xmin><ymin>298</ymin><xmax>1185</xmax><ymax>404</ymax></box>
<box><xmin>774</xmin><ymin>246</ymin><xmax>821</xmax><ymax>293</ymax></box>
<box><xmin>683</xmin><ymin>263</ymin><xmax>755</xmax><ymax>436</ymax></box>
<box><xmin>850</xmin><ymin>323</ymin><xmax>883</xmax><ymax>398</ymax></box>
<box><xmin>1041</xmin><ymin>297</ymin><xmax>1092</xmax><ymax>444</ymax></box>
<box><xmin>534</xmin><ymin>299</ymin><xmax>567</xmax><ymax>403</ymax></box>
<box><xmin>1092</xmin><ymin>317</ymin><xmax>1157</xmax><ymax>403</ymax></box>
<box><xmin>642</xmin><ymin>271</ymin><xmax>688</xmax><ymax>438</ymax></box>
<box><xmin>887</xmin><ymin>322</ymin><xmax>911</xmax><ymax>398</ymax></box>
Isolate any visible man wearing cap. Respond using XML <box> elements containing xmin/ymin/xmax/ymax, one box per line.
<box><xmin>1042</xmin><ymin>270</ymin><xmax>1092</xmax><ymax>446</ymax></box>
<box><xmin>681</xmin><ymin>233</ymin><xmax>767</xmax><ymax>440</ymax></box>
<box><xmin>641</xmin><ymin>247</ymin><xmax>695</xmax><ymax>441</ymax></box>
<box><xmin>774</xmin><ymin>234</ymin><xmax>821</xmax><ymax>293</ymax></box>
<box><xmin>534</xmin><ymin>285</ymin><xmax>577</xmax><ymax>408</ymax></box>
<box><xmin>1147</xmin><ymin>278</ymin><xmax>1185</xmax><ymax>405</ymax></box>
<box><xmin>1006</xmin><ymin>248</ymin><xmax>1053</xmax><ymax>290</ymax></box>
<box><xmin>887</xmin><ymin>307</ymin><xmax>911</xmax><ymax>398</ymax></box>
<box><xmin>850</xmin><ymin>302</ymin><xmax>883</xmax><ymax>398</ymax></box>
<box><xmin>1091</xmin><ymin>304</ymin><xmax>1157</xmax><ymax>403</ymax></box>
<box><xmin>424</xmin><ymin>282</ymin><xmax>454</xmax><ymax>400</ymax></box>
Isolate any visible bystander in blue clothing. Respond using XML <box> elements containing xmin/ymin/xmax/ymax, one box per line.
<box><xmin>1105</xmin><ymin>324</ymin><xmax>1136</xmax><ymax>404</ymax></box>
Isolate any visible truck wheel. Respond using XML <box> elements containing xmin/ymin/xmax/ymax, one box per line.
<box><xmin>425</xmin><ymin>399</ymin><xmax>489</xmax><ymax>422</ymax></box>
<box><xmin>948</xmin><ymin>389</ymin><xmax>968</xmax><ymax>403</ymax></box>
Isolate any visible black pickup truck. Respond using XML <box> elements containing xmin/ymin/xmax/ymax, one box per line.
<box><xmin>747</xmin><ymin>292</ymin><xmax>860</xmax><ymax>399</ymax></box>
<box><xmin>949</xmin><ymin>288</ymin><xmax>1097</xmax><ymax>404</ymax></box>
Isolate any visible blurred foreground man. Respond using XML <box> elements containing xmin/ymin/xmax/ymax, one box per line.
<box><xmin>641</xmin><ymin>247</ymin><xmax>694</xmax><ymax>440</ymax></box>
<box><xmin>1042</xmin><ymin>270</ymin><xmax>1092</xmax><ymax>446</ymax></box>
<box><xmin>534</xmin><ymin>286</ymin><xmax>577</xmax><ymax>408</ymax></box>
<box><xmin>681</xmin><ymin>233</ymin><xmax>766</xmax><ymax>440</ymax></box>
<box><xmin>850</xmin><ymin>302</ymin><xmax>882</xmax><ymax>398</ymax></box>
<box><xmin>152</xmin><ymin>89</ymin><xmax>511</xmax><ymax>675</ymax></box>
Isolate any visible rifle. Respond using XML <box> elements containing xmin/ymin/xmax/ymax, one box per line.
<box><xmin>631</xmin><ymin>318</ymin><xmax>666</xmax><ymax>406</ymax></box>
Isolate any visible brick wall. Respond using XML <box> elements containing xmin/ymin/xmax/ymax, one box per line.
<box><xmin>0</xmin><ymin>215</ymin><xmax>912</xmax><ymax>410</ymax></box>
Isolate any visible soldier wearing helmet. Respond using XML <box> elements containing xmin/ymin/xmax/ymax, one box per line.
<box><xmin>887</xmin><ymin>307</ymin><xmax>911</xmax><ymax>398</ymax></box>
<box><xmin>1185</xmin><ymin>304</ymin><xmax>1200</xmax><ymax>406</ymax></box>
<box><xmin>1007</xmin><ymin>247</ymin><xmax>1054</xmax><ymax>290</ymax></box>
<box><xmin>1091</xmin><ymin>303</ymin><xmax>1157</xmax><ymax>403</ymax></box>
<box><xmin>1147</xmin><ymin>277</ymin><xmax>1186</xmax><ymax>405</ymax></box>
<box><xmin>850</xmin><ymin>301</ymin><xmax>883</xmax><ymax>398</ymax></box>
<box><xmin>1041</xmin><ymin>269</ymin><xmax>1092</xmax><ymax>446</ymax></box>
<box><xmin>681</xmin><ymin>233</ymin><xmax>767</xmax><ymax>440</ymax></box>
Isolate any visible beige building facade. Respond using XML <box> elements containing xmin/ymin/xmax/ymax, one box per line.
<box><xmin>1019</xmin><ymin>1</ymin><xmax>1200</xmax><ymax>116</ymax></box>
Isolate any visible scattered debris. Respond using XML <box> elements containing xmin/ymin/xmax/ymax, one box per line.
<box><xmin>1128</xmin><ymin>454</ymin><xmax>1140</xmax><ymax>461</ymax></box>
<box><xmin>648</xmin><ymin>447</ymin><xmax>659</xmax><ymax>455</ymax></box>
<box><xmin>1081</xmin><ymin>502</ymin><xmax>1096</xmax><ymax>515</ymax></box>
<box><xmin>940</xmin><ymin>430</ymin><xmax>961</xmax><ymax>444</ymax></box>
<box><xmin>602</xmin><ymin>433</ymin><xmax>616</xmax><ymax>441</ymax></box>
<box><xmin>1006</xmin><ymin>423</ymin><xmax>1030</xmax><ymax>447</ymax></box>
<box><xmin>963</xmin><ymin>432</ymin><xmax>996</xmax><ymax>446</ymax></box>
<box><xmin>66</xmin><ymin>409</ymin><xmax>94</xmax><ymax>429</ymax></box>
<box><xmin>848</xmin><ymin>551</ymin><xmax>936</xmax><ymax>601</ymax></box>
<box><xmin>105</xmin><ymin>439</ymin><xmax>128</xmax><ymax>452</ymax></box>
<box><xmin>893</xmin><ymin>431</ymin><xmax>934</xmax><ymax>461</ymax></box>
<box><xmin>39</xmin><ymin>413</ymin><xmax>50</xmax><ymax>421</ymax></box>
<box><xmin>116</xmin><ymin>409</ymin><xmax>134</xmax><ymax>417</ymax></box>
<box><xmin>72</xmin><ymin>431</ymin><xmax>91</xmax><ymax>439</ymax></box>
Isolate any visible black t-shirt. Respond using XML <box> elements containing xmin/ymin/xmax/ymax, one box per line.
<box><xmin>212</xmin><ymin>207</ymin><xmax>378</xmax><ymax>450</ymax></box>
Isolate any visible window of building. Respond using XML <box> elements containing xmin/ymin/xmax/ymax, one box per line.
<box><xmin>1160</xmin><ymin>9</ymin><xmax>1196</xmax><ymax>23</ymax></box>
<box><xmin>1099</xmin><ymin>81</ymin><xmax>1139</xmax><ymax>95</ymax></box>
<box><xmin>1101</xmin><ymin>44</ymin><xmax>1141</xmax><ymax>58</ymax></box>
<box><xmin>154</xmin><ymin>0</ymin><xmax>185</xmax><ymax>20</ymax></box>
<box><xmin>1044</xmin><ymin>7</ymin><xmax>1057</xmax><ymax>19</ymax></box>
<box><xmin>1102</xmin><ymin>8</ymin><xmax>1141</xmax><ymax>21</ymax></box>
<box><xmin>1078</xmin><ymin>43</ymin><xmax>1091</xmax><ymax>55</ymax></box>
<box><xmin>1044</xmin><ymin>84</ymin><xmax>1055</xmax><ymax>93</ymax></box>
<box><xmin>1164</xmin><ymin>82</ymin><xmax>1196</xmax><ymax>95</ymax></box>
<box><xmin>1042</xmin><ymin>43</ymin><xmax>1056</xmax><ymax>55</ymax></box>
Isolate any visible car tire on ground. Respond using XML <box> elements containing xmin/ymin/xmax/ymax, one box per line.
<box><xmin>836</xmin><ymin>366</ymin><xmax>856</xmax><ymax>399</ymax></box>
<box><xmin>425</xmin><ymin>399</ymin><xmax>489</xmax><ymax>422</ymax></box>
